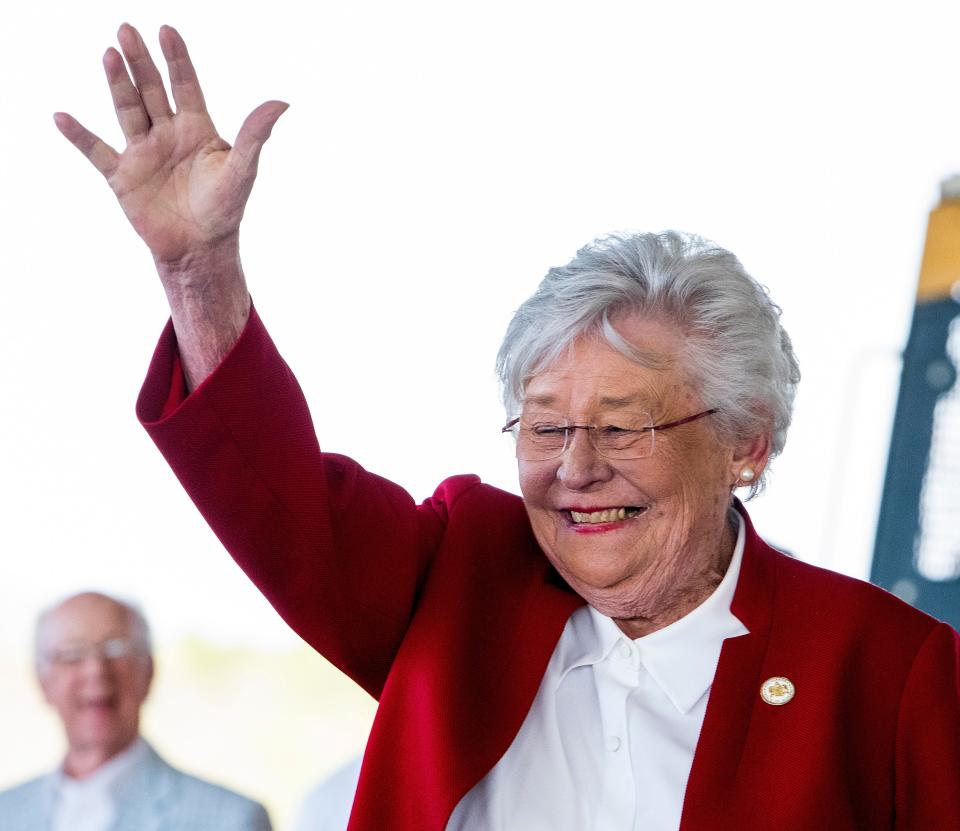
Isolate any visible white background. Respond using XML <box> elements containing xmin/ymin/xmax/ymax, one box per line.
<box><xmin>1</xmin><ymin>0</ymin><xmax>957</xmax><ymax>808</ymax></box>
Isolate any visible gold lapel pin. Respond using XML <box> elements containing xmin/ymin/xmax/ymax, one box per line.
<box><xmin>760</xmin><ymin>676</ymin><xmax>795</xmax><ymax>706</ymax></box>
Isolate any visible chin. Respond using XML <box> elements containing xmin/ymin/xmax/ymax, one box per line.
<box><xmin>74</xmin><ymin>720</ymin><xmax>128</xmax><ymax>749</ymax></box>
<box><xmin>549</xmin><ymin>556</ymin><xmax>634</xmax><ymax>603</ymax></box>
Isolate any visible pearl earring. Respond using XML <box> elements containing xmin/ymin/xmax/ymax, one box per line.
<box><xmin>739</xmin><ymin>468</ymin><xmax>755</xmax><ymax>483</ymax></box>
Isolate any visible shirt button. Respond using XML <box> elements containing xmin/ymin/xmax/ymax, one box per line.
<box><xmin>617</xmin><ymin>641</ymin><xmax>632</xmax><ymax>660</ymax></box>
<box><xmin>605</xmin><ymin>735</ymin><xmax>621</xmax><ymax>752</ymax></box>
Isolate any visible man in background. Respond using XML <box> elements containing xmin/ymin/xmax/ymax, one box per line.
<box><xmin>0</xmin><ymin>591</ymin><xmax>272</xmax><ymax>830</ymax></box>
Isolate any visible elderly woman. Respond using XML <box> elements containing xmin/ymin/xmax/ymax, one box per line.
<box><xmin>57</xmin><ymin>24</ymin><xmax>960</xmax><ymax>831</ymax></box>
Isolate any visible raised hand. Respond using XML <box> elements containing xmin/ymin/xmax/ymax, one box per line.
<box><xmin>55</xmin><ymin>23</ymin><xmax>288</xmax><ymax>389</ymax></box>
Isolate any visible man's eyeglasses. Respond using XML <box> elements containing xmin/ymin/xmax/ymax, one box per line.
<box><xmin>501</xmin><ymin>408</ymin><xmax>719</xmax><ymax>461</ymax></box>
<box><xmin>45</xmin><ymin>637</ymin><xmax>142</xmax><ymax>668</ymax></box>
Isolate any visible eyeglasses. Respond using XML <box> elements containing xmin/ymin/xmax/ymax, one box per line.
<box><xmin>502</xmin><ymin>408</ymin><xmax>719</xmax><ymax>461</ymax></box>
<box><xmin>45</xmin><ymin>637</ymin><xmax>141</xmax><ymax>668</ymax></box>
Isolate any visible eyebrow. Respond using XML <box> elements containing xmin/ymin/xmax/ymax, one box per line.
<box><xmin>523</xmin><ymin>394</ymin><xmax>558</xmax><ymax>408</ymax></box>
<box><xmin>597</xmin><ymin>394</ymin><xmax>648</xmax><ymax>408</ymax></box>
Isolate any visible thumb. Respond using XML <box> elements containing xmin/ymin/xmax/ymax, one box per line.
<box><xmin>231</xmin><ymin>100</ymin><xmax>289</xmax><ymax>175</ymax></box>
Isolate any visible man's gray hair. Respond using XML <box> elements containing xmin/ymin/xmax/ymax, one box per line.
<box><xmin>495</xmin><ymin>231</ymin><xmax>801</xmax><ymax>495</ymax></box>
<box><xmin>34</xmin><ymin>591</ymin><xmax>153</xmax><ymax>675</ymax></box>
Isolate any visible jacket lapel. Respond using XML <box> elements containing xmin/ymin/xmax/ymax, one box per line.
<box><xmin>109</xmin><ymin>743</ymin><xmax>172</xmax><ymax>831</ymax></box>
<box><xmin>349</xmin><ymin>491</ymin><xmax>584</xmax><ymax>831</ymax></box>
<box><xmin>451</xmin><ymin>521</ymin><xmax>585</xmax><ymax>817</ymax></box>
<box><xmin>679</xmin><ymin>505</ymin><xmax>776</xmax><ymax>827</ymax></box>
<box><xmin>35</xmin><ymin>772</ymin><xmax>58</xmax><ymax>829</ymax></box>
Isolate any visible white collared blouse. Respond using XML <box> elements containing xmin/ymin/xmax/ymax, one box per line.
<box><xmin>449</xmin><ymin>512</ymin><xmax>749</xmax><ymax>831</ymax></box>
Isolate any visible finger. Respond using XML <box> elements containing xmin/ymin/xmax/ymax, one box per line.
<box><xmin>230</xmin><ymin>101</ymin><xmax>289</xmax><ymax>176</ymax></box>
<box><xmin>53</xmin><ymin>112</ymin><xmax>120</xmax><ymax>178</ymax></box>
<box><xmin>158</xmin><ymin>25</ymin><xmax>207</xmax><ymax>114</ymax></box>
<box><xmin>103</xmin><ymin>47</ymin><xmax>150</xmax><ymax>141</ymax></box>
<box><xmin>117</xmin><ymin>23</ymin><xmax>173</xmax><ymax>123</ymax></box>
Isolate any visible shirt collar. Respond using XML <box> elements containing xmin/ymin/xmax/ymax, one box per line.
<box><xmin>56</xmin><ymin>736</ymin><xmax>149</xmax><ymax>797</ymax></box>
<box><xmin>556</xmin><ymin>510</ymin><xmax>749</xmax><ymax>714</ymax></box>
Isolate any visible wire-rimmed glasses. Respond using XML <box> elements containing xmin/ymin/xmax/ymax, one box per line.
<box><xmin>502</xmin><ymin>408</ymin><xmax>719</xmax><ymax>461</ymax></box>
<box><xmin>44</xmin><ymin>637</ymin><xmax>142</xmax><ymax>668</ymax></box>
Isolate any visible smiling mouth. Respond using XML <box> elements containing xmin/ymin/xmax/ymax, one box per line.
<box><xmin>567</xmin><ymin>506</ymin><xmax>647</xmax><ymax>525</ymax></box>
<box><xmin>79</xmin><ymin>694</ymin><xmax>116</xmax><ymax>712</ymax></box>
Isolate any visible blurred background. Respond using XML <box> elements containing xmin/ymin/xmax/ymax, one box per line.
<box><xmin>2</xmin><ymin>0</ymin><xmax>959</xmax><ymax>826</ymax></box>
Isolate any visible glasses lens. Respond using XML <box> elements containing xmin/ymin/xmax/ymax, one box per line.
<box><xmin>593</xmin><ymin>411</ymin><xmax>654</xmax><ymax>459</ymax></box>
<box><xmin>101</xmin><ymin>638</ymin><xmax>133</xmax><ymax>660</ymax></box>
<box><xmin>510</xmin><ymin>411</ymin><xmax>655</xmax><ymax>460</ymax></box>
<box><xmin>50</xmin><ymin>644</ymin><xmax>88</xmax><ymax>666</ymax></box>
<box><xmin>513</xmin><ymin>414</ymin><xmax>568</xmax><ymax>460</ymax></box>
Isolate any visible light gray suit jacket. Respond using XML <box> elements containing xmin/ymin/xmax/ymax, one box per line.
<box><xmin>0</xmin><ymin>742</ymin><xmax>272</xmax><ymax>831</ymax></box>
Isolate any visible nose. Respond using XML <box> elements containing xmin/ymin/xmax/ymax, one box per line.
<box><xmin>77</xmin><ymin>652</ymin><xmax>112</xmax><ymax>679</ymax></box>
<box><xmin>556</xmin><ymin>427</ymin><xmax>612</xmax><ymax>490</ymax></box>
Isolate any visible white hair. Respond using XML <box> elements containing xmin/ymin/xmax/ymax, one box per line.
<box><xmin>495</xmin><ymin>231</ymin><xmax>800</xmax><ymax>496</ymax></box>
<box><xmin>34</xmin><ymin>591</ymin><xmax>153</xmax><ymax>676</ymax></box>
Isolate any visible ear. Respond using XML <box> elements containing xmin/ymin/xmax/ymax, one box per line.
<box><xmin>140</xmin><ymin>656</ymin><xmax>155</xmax><ymax>700</ymax></box>
<box><xmin>729</xmin><ymin>433</ymin><xmax>772</xmax><ymax>490</ymax></box>
<box><xmin>37</xmin><ymin>667</ymin><xmax>56</xmax><ymax>706</ymax></box>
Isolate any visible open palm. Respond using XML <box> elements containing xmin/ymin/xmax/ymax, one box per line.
<box><xmin>55</xmin><ymin>24</ymin><xmax>287</xmax><ymax>266</ymax></box>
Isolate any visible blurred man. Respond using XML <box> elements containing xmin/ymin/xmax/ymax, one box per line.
<box><xmin>0</xmin><ymin>592</ymin><xmax>272</xmax><ymax>830</ymax></box>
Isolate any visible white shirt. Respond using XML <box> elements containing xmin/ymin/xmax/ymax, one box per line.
<box><xmin>449</xmin><ymin>513</ymin><xmax>749</xmax><ymax>831</ymax></box>
<box><xmin>52</xmin><ymin>737</ymin><xmax>149</xmax><ymax>831</ymax></box>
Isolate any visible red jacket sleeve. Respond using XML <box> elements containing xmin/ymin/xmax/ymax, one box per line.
<box><xmin>895</xmin><ymin>621</ymin><xmax>960</xmax><ymax>827</ymax></box>
<box><xmin>136</xmin><ymin>308</ymin><xmax>458</xmax><ymax>698</ymax></box>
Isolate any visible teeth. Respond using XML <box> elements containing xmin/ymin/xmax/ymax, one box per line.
<box><xmin>570</xmin><ymin>507</ymin><xmax>642</xmax><ymax>524</ymax></box>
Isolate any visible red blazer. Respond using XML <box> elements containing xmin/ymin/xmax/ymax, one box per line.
<box><xmin>137</xmin><ymin>308</ymin><xmax>960</xmax><ymax>830</ymax></box>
